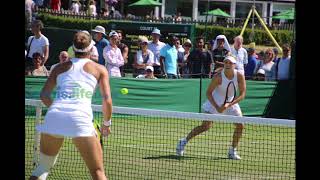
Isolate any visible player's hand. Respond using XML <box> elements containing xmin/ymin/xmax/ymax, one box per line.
<box><xmin>101</xmin><ymin>125</ymin><xmax>111</xmax><ymax>137</ymax></box>
<box><xmin>217</xmin><ymin>104</ymin><xmax>229</xmax><ymax>113</ymax></box>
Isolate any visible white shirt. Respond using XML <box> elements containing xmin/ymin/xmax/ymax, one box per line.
<box><xmin>231</xmin><ymin>47</ymin><xmax>248</xmax><ymax>74</ymax></box>
<box><xmin>103</xmin><ymin>45</ymin><xmax>124</xmax><ymax>77</ymax></box>
<box><xmin>277</xmin><ymin>57</ymin><xmax>291</xmax><ymax>80</ymax></box>
<box><xmin>89</xmin><ymin>5</ymin><xmax>97</xmax><ymax>16</ymax></box>
<box><xmin>255</xmin><ymin>61</ymin><xmax>274</xmax><ymax>81</ymax></box>
<box><xmin>148</xmin><ymin>41</ymin><xmax>166</xmax><ymax>66</ymax></box>
<box><xmin>27</xmin><ymin>35</ymin><xmax>50</xmax><ymax>58</ymax></box>
<box><xmin>136</xmin><ymin>49</ymin><xmax>154</xmax><ymax>65</ymax></box>
<box><xmin>136</xmin><ymin>74</ymin><xmax>157</xmax><ymax>79</ymax></box>
<box><xmin>71</xmin><ymin>3</ymin><xmax>79</xmax><ymax>14</ymax></box>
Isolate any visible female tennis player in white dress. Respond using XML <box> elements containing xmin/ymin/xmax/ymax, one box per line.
<box><xmin>30</xmin><ymin>32</ymin><xmax>112</xmax><ymax>180</ymax></box>
<box><xmin>176</xmin><ymin>55</ymin><xmax>246</xmax><ymax>160</ymax></box>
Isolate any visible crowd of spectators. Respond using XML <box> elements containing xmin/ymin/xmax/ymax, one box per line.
<box><xmin>25</xmin><ymin>19</ymin><xmax>292</xmax><ymax>81</ymax></box>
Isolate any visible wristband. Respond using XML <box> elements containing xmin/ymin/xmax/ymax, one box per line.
<box><xmin>103</xmin><ymin>120</ymin><xmax>112</xmax><ymax>126</ymax></box>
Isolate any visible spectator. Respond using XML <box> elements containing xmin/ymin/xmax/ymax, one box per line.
<box><xmin>67</xmin><ymin>30</ymin><xmax>99</xmax><ymax>62</ymax></box>
<box><xmin>253</xmin><ymin>68</ymin><xmax>266</xmax><ymax>81</ymax></box>
<box><xmin>207</xmin><ymin>39</ymin><xmax>215</xmax><ymax>51</ymax></box>
<box><xmin>25</xmin><ymin>0</ymin><xmax>36</xmax><ymax>28</ymax></box>
<box><xmin>160</xmin><ymin>35</ymin><xmax>179</xmax><ymax>79</ymax></box>
<box><xmin>26</xmin><ymin>20</ymin><xmax>49</xmax><ymax>68</ymax></box>
<box><xmin>187</xmin><ymin>36</ymin><xmax>213</xmax><ymax>78</ymax></box>
<box><xmin>178</xmin><ymin>39</ymin><xmax>192</xmax><ymax>78</ymax></box>
<box><xmin>136</xmin><ymin>66</ymin><xmax>157</xmax><ymax>79</ymax></box>
<box><xmin>257</xmin><ymin>50</ymin><xmax>265</xmax><ymax>61</ymax></box>
<box><xmin>133</xmin><ymin>36</ymin><xmax>154</xmax><ymax>77</ymax></box>
<box><xmin>211</xmin><ymin>35</ymin><xmax>231</xmax><ymax>74</ymax></box>
<box><xmin>50</xmin><ymin>51</ymin><xmax>69</xmax><ymax>72</ymax></box>
<box><xmin>25</xmin><ymin>52</ymin><xmax>49</xmax><ymax>76</ymax></box>
<box><xmin>148</xmin><ymin>28</ymin><xmax>166</xmax><ymax>78</ymax></box>
<box><xmin>103</xmin><ymin>31</ymin><xmax>124</xmax><ymax>77</ymax></box>
<box><xmin>245</xmin><ymin>48</ymin><xmax>258</xmax><ymax>80</ymax></box>
<box><xmin>273</xmin><ymin>47</ymin><xmax>279</xmax><ymax>62</ymax></box>
<box><xmin>175</xmin><ymin>12</ymin><xmax>182</xmax><ymax>23</ymax></box>
<box><xmin>88</xmin><ymin>0</ymin><xmax>97</xmax><ymax>16</ymax></box>
<box><xmin>272</xmin><ymin>44</ymin><xmax>291</xmax><ymax>80</ymax></box>
<box><xmin>50</xmin><ymin>0</ymin><xmax>61</xmax><ymax>11</ymax></box>
<box><xmin>116</xmin><ymin>30</ymin><xmax>129</xmax><ymax>77</ymax></box>
<box><xmin>254</xmin><ymin>48</ymin><xmax>275</xmax><ymax>81</ymax></box>
<box><xmin>231</xmin><ymin>36</ymin><xmax>248</xmax><ymax>75</ymax></box>
<box><xmin>174</xmin><ymin>38</ymin><xmax>185</xmax><ymax>53</ymax></box>
<box><xmin>92</xmin><ymin>25</ymin><xmax>109</xmax><ymax>65</ymax></box>
<box><xmin>70</xmin><ymin>0</ymin><xmax>80</xmax><ymax>14</ymax></box>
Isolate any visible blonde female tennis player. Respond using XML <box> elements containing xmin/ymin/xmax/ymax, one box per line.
<box><xmin>176</xmin><ymin>56</ymin><xmax>246</xmax><ymax>160</ymax></box>
<box><xmin>30</xmin><ymin>32</ymin><xmax>112</xmax><ymax>180</ymax></box>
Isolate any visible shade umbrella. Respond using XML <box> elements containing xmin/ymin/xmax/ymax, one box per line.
<box><xmin>128</xmin><ymin>0</ymin><xmax>162</xmax><ymax>7</ymax></box>
<box><xmin>272</xmin><ymin>8</ymin><xmax>295</xmax><ymax>20</ymax></box>
<box><xmin>203</xmin><ymin>8</ymin><xmax>231</xmax><ymax>17</ymax></box>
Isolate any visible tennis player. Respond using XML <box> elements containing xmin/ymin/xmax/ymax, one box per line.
<box><xmin>176</xmin><ymin>55</ymin><xmax>246</xmax><ymax>160</ymax></box>
<box><xmin>29</xmin><ymin>32</ymin><xmax>112</xmax><ymax>180</ymax></box>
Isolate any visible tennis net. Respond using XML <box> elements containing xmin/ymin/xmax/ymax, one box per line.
<box><xmin>25</xmin><ymin>99</ymin><xmax>295</xmax><ymax>180</ymax></box>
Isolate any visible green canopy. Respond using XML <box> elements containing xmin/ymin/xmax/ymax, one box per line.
<box><xmin>272</xmin><ymin>8</ymin><xmax>295</xmax><ymax>20</ymax></box>
<box><xmin>203</xmin><ymin>8</ymin><xmax>231</xmax><ymax>17</ymax></box>
<box><xmin>128</xmin><ymin>0</ymin><xmax>162</xmax><ymax>7</ymax></box>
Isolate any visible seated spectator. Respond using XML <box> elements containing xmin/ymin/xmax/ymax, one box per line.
<box><xmin>67</xmin><ymin>30</ymin><xmax>99</xmax><ymax>62</ymax></box>
<box><xmin>253</xmin><ymin>68</ymin><xmax>266</xmax><ymax>81</ymax></box>
<box><xmin>25</xmin><ymin>52</ymin><xmax>49</xmax><ymax>76</ymax></box>
<box><xmin>272</xmin><ymin>44</ymin><xmax>291</xmax><ymax>80</ymax></box>
<box><xmin>133</xmin><ymin>36</ymin><xmax>154</xmax><ymax>77</ymax></box>
<box><xmin>254</xmin><ymin>48</ymin><xmax>275</xmax><ymax>81</ymax></box>
<box><xmin>136</xmin><ymin>66</ymin><xmax>157</xmax><ymax>79</ymax></box>
<box><xmin>245</xmin><ymin>48</ymin><xmax>258</xmax><ymax>80</ymax></box>
<box><xmin>50</xmin><ymin>51</ymin><xmax>69</xmax><ymax>72</ymax></box>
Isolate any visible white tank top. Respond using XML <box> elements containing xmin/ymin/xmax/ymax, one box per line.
<box><xmin>50</xmin><ymin>58</ymin><xmax>97</xmax><ymax>109</ymax></box>
<box><xmin>212</xmin><ymin>69</ymin><xmax>238</xmax><ymax>106</ymax></box>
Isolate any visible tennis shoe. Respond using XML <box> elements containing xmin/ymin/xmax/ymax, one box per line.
<box><xmin>228</xmin><ymin>148</ymin><xmax>241</xmax><ymax>160</ymax></box>
<box><xmin>176</xmin><ymin>138</ymin><xmax>187</xmax><ymax>156</ymax></box>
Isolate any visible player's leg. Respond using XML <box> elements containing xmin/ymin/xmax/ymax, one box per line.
<box><xmin>232</xmin><ymin>123</ymin><xmax>244</xmax><ymax>149</ymax></box>
<box><xmin>30</xmin><ymin>133</ymin><xmax>64</xmax><ymax>180</ymax></box>
<box><xmin>227</xmin><ymin>105</ymin><xmax>244</xmax><ymax>160</ymax></box>
<box><xmin>176</xmin><ymin>120</ymin><xmax>213</xmax><ymax>156</ymax></box>
<box><xmin>72</xmin><ymin>136</ymin><xmax>107</xmax><ymax>180</ymax></box>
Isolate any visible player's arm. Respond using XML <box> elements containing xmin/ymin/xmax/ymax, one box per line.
<box><xmin>229</xmin><ymin>72</ymin><xmax>246</xmax><ymax>107</ymax></box>
<box><xmin>206</xmin><ymin>73</ymin><xmax>221</xmax><ymax>110</ymax></box>
<box><xmin>40</xmin><ymin>65</ymin><xmax>57</xmax><ymax>107</ymax></box>
<box><xmin>160</xmin><ymin>56</ymin><xmax>166</xmax><ymax>74</ymax></box>
<box><xmin>98</xmin><ymin>65</ymin><xmax>113</xmax><ymax>136</ymax></box>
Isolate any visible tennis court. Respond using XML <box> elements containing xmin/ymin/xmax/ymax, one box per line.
<box><xmin>25</xmin><ymin>99</ymin><xmax>295</xmax><ymax>180</ymax></box>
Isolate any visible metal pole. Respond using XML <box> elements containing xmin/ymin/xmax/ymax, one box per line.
<box><xmin>240</xmin><ymin>9</ymin><xmax>253</xmax><ymax>37</ymax></box>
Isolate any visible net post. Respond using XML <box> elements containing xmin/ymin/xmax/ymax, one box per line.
<box><xmin>33</xmin><ymin>104</ymin><xmax>42</xmax><ymax>167</ymax></box>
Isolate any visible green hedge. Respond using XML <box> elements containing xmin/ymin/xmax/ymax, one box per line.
<box><xmin>38</xmin><ymin>13</ymin><xmax>293</xmax><ymax>45</ymax></box>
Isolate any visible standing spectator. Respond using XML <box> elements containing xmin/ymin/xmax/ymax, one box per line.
<box><xmin>231</xmin><ymin>36</ymin><xmax>248</xmax><ymax>75</ymax></box>
<box><xmin>67</xmin><ymin>30</ymin><xmax>99</xmax><ymax>62</ymax></box>
<box><xmin>257</xmin><ymin>50</ymin><xmax>265</xmax><ymax>61</ymax></box>
<box><xmin>211</xmin><ymin>35</ymin><xmax>231</xmax><ymax>73</ymax></box>
<box><xmin>70</xmin><ymin>0</ymin><xmax>80</xmax><ymax>14</ymax></box>
<box><xmin>133</xmin><ymin>36</ymin><xmax>154</xmax><ymax>78</ymax></box>
<box><xmin>25</xmin><ymin>0</ymin><xmax>36</xmax><ymax>28</ymax></box>
<box><xmin>174</xmin><ymin>38</ymin><xmax>185</xmax><ymax>53</ymax></box>
<box><xmin>88</xmin><ymin>0</ymin><xmax>97</xmax><ymax>16</ymax></box>
<box><xmin>254</xmin><ymin>48</ymin><xmax>275</xmax><ymax>81</ymax></box>
<box><xmin>187</xmin><ymin>36</ymin><xmax>213</xmax><ymax>78</ymax></box>
<box><xmin>92</xmin><ymin>25</ymin><xmax>109</xmax><ymax>65</ymax></box>
<box><xmin>148</xmin><ymin>28</ymin><xmax>166</xmax><ymax>78</ymax></box>
<box><xmin>25</xmin><ymin>52</ymin><xmax>49</xmax><ymax>76</ymax></box>
<box><xmin>50</xmin><ymin>51</ymin><xmax>69</xmax><ymax>72</ymax></box>
<box><xmin>272</xmin><ymin>47</ymin><xmax>279</xmax><ymax>62</ymax></box>
<box><xmin>245</xmin><ymin>48</ymin><xmax>258</xmax><ymax>80</ymax></box>
<box><xmin>272</xmin><ymin>44</ymin><xmax>291</xmax><ymax>80</ymax></box>
<box><xmin>103</xmin><ymin>31</ymin><xmax>124</xmax><ymax>77</ymax></box>
<box><xmin>50</xmin><ymin>0</ymin><xmax>61</xmax><ymax>11</ymax></box>
<box><xmin>116</xmin><ymin>30</ymin><xmax>129</xmax><ymax>77</ymax></box>
<box><xmin>136</xmin><ymin>66</ymin><xmax>157</xmax><ymax>79</ymax></box>
<box><xmin>160</xmin><ymin>35</ymin><xmax>178</xmax><ymax>79</ymax></box>
<box><xmin>26</xmin><ymin>20</ymin><xmax>49</xmax><ymax>67</ymax></box>
<box><xmin>175</xmin><ymin>12</ymin><xmax>182</xmax><ymax>23</ymax></box>
<box><xmin>178</xmin><ymin>39</ymin><xmax>192</xmax><ymax>78</ymax></box>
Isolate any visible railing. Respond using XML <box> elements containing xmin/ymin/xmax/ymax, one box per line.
<box><xmin>36</xmin><ymin>8</ymin><xmax>294</xmax><ymax>31</ymax></box>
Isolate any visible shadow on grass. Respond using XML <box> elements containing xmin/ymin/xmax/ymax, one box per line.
<box><xmin>143</xmin><ymin>154</ymin><xmax>229</xmax><ymax>161</ymax></box>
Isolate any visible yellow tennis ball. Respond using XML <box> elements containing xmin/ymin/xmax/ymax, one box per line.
<box><xmin>120</xmin><ymin>88</ymin><xmax>128</xmax><ymax>95</ymax></box>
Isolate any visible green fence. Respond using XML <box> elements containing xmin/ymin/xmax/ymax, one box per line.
<box><xmin>26</xmin><ymin>77</ymin><xmax>295</xmax><ymax>118</ymax></box>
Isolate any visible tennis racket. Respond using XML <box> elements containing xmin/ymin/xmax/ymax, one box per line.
<box><xmin>224</xmin><ymin>81</ymin><xmax>237</xmax><ymax>105</ymax></box>
<box><xmin>93</xmin><ymin>120</ymin><xmax>104</xmax><ymax>151</ymax></box>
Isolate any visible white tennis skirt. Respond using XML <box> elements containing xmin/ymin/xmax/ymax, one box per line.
<box><xmin>36</xmin><ymin>106</ymin><xmax>96</xmax><ymax>138</ymax></box>
<box><xmin>202</xmin><ymin>100</ymin><xmax>242</xmax><ymax>116</ymax></box>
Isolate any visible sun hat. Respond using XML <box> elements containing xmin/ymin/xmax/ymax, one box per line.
<box><xmin>91</xmin><ymin>25</ymin><xmax>106</xmax><ymax>35</ymax></box>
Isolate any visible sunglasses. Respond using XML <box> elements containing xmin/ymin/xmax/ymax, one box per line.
<box><xmin>184</xmin><ymin>44</ymin><xmax>191</xmax><ymax>47</ymax></box>
<box><xmin>140</xmin><ymin>42</ymin><xmax>148</xmax><ymax>45</ymax></box>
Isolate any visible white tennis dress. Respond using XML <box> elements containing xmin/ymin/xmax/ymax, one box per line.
<box><xmin>36</xmin><ymin>58</ymin><xmax>98</xmax><ymax>137</ymax></box>
<box><xmin>202</xmin><ymin>69</ymin><xmax>242</xmax><ymax>116</ymax></box>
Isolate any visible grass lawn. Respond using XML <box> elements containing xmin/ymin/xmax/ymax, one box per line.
<box><xmin>25</xmin><ymin>109</ymin><xmax>295</xmax><ymax>180</ymax></box>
